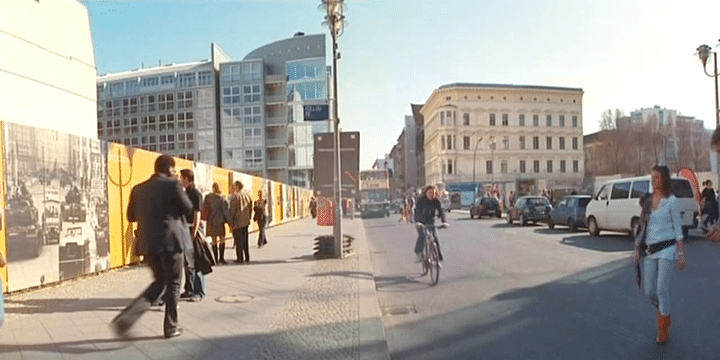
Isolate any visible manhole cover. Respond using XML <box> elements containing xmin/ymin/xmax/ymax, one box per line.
<box><xmin>382</xmin><ymin>305</ymin><xmax>418</xmax><ymax>316</ymax></box>
<box><xmin>216</xmin><ymin>294</ymin><xmax>254</xmax><ymax>304</ymax></box>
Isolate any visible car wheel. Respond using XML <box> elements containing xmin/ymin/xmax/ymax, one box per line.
<box><xmin>588</xmin><ymin>217</ymin><xmax>600</xmax><ymax>236</ymax></box>
<box><xmin>568</xmin><ymin>218</ymin><xmax>576</xmax><ymax>232</ymax></box>
<box><xmin>520</xmin><ymin>214</ymin><xmax>527</xmax><ymax>226</ymax></box>
<box><xmin>548</xmin><ymin>218</ymin><xmax>555</xmax><ymax>230</ymax></box>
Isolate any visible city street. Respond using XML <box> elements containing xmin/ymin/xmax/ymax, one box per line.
<box><xmin>365</xmin><ymin>210</ymin><xmax>720</xmax><ymax>360</ymax></box>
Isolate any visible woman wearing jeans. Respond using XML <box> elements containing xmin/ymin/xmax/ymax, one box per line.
<box><xmin>635</xmin><ymin>165</ymin><xmax>686</xmax><ymax>344</ymax></box>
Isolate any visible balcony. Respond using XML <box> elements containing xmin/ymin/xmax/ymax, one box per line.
<box><xmin>265</xmin><ymin>94</ymin><xmax>287</xmax><ymax>105</ymax></box>
<box><xmin>265</xmin><ymin>74</ymin><xmax>286</xmax><ymax>84</ymax></box>
<box><xmin>266</xmin><ymin>138</ymin><xmax>287</xmax><ymax>148</ymax></box>
<box><xmin>267</xmin><ymin>159</ymin><xmax>288</xmax><ymax>169</ymax></box>
<box><xmin>265</xmin><ymin>116</ymin><xmax>287</xmax><ymax>126</ymax></box>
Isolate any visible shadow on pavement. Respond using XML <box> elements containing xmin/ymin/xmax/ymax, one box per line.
<box><xmin>558</xmin><ymin>234</ymin><xmax>635</xmax><ymax>252</ymax></box>
<box><xmin>374</xmin><ymin>273</ymin><xmax>431</xmax><ymax>292</ymax></box>
<box><xmin>307</xmin><ymin>271</ymin><xmax>374</xmax><ymax>280</ymax></box>
<box><xmin>386</xmin><ymin>242</ymin><xmax>720</xmax><ymax>360</ymax></box>
<box><xmin>5</xmin><ymin>297</ymin><xmax>134</xmax><ymax>315</ymax></box>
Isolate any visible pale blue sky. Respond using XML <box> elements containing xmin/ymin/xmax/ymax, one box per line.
<box><xmin>84</xmin><ymin>0</ymin><xmax>720</xmax><ymax>169</ymax></box>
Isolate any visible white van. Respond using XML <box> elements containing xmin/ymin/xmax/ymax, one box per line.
<box><xmin>585</xmin><ymin>175</ymin><xmax>698</xmax><ymax>238</ymax></box>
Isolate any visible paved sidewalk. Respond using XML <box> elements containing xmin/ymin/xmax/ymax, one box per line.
<box><xmin>0</xmin><ymin>218</ymin><xmax>390</xmax><ymax>360</ymax></box>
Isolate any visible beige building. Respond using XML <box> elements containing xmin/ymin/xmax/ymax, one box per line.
<box><xmin>420</xmin><ymin>83</ymin><xmax>584</xmax><ymax>196</ymax></box>
<box><xmin>0</xmin><ymin>0</ymin><xmax>97</xmax><ymax>137</ymax></box>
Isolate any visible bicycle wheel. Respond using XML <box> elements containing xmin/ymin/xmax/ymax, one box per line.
<box><xmin>428</xmin><ymin>241</ymin><xmax>440</xmax><ymax>285</ymax></box>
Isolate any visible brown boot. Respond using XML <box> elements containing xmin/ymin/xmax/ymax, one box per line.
<box><xmin>657</xmin><ymin>313</ymin><xmax>672</xmax><ymax>344</ymax></box>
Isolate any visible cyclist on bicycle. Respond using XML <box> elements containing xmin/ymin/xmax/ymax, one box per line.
<box><xmin>414</xmin><ymin>185</ymin><xmax>449</xmax><ymax>263</ymax></box>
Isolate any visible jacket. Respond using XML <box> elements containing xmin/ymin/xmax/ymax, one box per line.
<box><xmin>228</xmin><ymin>190</ymin><xmax>253</xmax><ymax>229</ymax></box>
<box><xmin>192</xmin><ymin>232</ymin><xmax>215</xmax><ymax>275</ymax></box>
<box><xmin>414</xmin><ymin>195</ymin><xmax>446</xmax><ymax>225</ymax></box>
<box><xmin>127</xmin><ymin>173</ymin><xmax>193</xmax><ymax>255</ymax></box>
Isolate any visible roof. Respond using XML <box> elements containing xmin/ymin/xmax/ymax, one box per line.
<box><xmin>97</xmin><ymin>61</ymin><xmax>213</xmax><ymax>82</ymax></box>
<box><xmin>437</xmin><ymin>82</ymin><xmax>583</xmax><ymax>93</ymax></box>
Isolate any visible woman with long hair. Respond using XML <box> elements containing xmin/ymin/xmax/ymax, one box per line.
<box><xmin>635</xmin><ymin>165</ymin><xmax>686</xmax><ymax>344</ymax></box>
<box><xmin>254</xmin><ymin>189</ymin><xmax>268</xmax><ymax>247</ymax></box>
<box><xmin>204</xmin><ymin>183</ymin><xmax>230</xmax><ymax>264</ymax></box>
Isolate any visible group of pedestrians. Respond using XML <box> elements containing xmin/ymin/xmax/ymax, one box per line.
<box><xmin>110</xmin><ymin>155</ymin><xmax>268</xmax><ymax>339</ymax></box>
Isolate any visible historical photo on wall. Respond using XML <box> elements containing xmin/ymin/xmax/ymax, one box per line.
<box><xmin>4</xmin><ymin>123</ymin><xmax>109</xmax><ymax>291</ymax></box>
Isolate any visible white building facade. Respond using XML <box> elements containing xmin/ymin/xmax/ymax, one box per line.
<box><xmin>420</xmin><ymin>83</ymin><xmax>584</xmax><ymax>196</ymax></box>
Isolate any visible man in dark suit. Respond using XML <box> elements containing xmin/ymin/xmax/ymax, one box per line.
<box><xmin>111</xmin><ymin>155</ymin><xmax>193</xmax><ymax>339</ymax></box>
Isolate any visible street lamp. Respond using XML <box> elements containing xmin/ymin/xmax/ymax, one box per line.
<box><xmin>472</xmin><ymin>136</ymin><xmax>483</xmax><ymax>197</ymax></box>
<box><xmin>696</xmin><ymin>42</ymin><xmax>720</xmax><ymax>128</ymax></box>
<box><xmin>320</xmin><ymin>0</ymin><xmax>346</xmax><ymax>258</ymax></box>
<box><xmin>490</xmin><ymin>138</ymin><xmax>497</xmax><ymax>185</ymax></box>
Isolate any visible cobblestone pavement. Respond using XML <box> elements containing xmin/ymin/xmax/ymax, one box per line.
<box><xmin>0</xmin><ymin>217</ymin><xmax>388</xmax><ymax>360</ymax></box>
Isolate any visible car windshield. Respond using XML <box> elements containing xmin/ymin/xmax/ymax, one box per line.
<box><xmin>526</xmin><ymin>198</ymin><xmax>549</xmax><ymax>206</ymax></box>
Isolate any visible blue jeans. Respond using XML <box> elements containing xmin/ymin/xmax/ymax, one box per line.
<box><xmin>415</xmin><ymin>226</ymin><xmax>443</xmax><ymax>261</ymax></box>
<box><xmin>643</xmin><ymin>257</ymin><xmax>674</xmax><ymax>316</ymax></box>
<box><xmin>184</xmin><ymin>267</ymin><xmax>205</xmax><ymax>298</ymax></box>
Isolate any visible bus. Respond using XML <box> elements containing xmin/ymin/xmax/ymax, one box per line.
<box><xmin>359</xmin><ymin>169</ymin><xmax>391</xmax><ymax>218</ymax></box>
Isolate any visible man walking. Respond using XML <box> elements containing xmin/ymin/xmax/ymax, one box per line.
<box><xmin>179</xmin><ymin>169</ymin><xmax>206</xmax><ymax>301</ymax></box>
<box><xmin>228</xmin><ymin>181</ymin><xmax>252</xmax><ymax>263</ymax></box>
<box><xmin>111</xmin><ymin>155</ymin><xmax>193</xmax><ymax>339</ymax></box>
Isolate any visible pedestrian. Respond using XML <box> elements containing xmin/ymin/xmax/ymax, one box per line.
<box><xmin>111</xmin><ymin>155</ymin><xmax>193</xmax><ymax>339</ymax></box>
<box><xmin>179</xmin><ymin>169</ymin><xmax>207</xmax><ymax>302</ymax></box>
<box><xmin>227</xmin><ymin>181</ymin><xmax>252</xmax><ymax>263</ymax></box>
<box><xmin>705</xmin><ymin>129</ymin><xmax>720</xmax><ymax>244</ymax></box>
<box><xmin>701</xmin><ymin>180</ymin><xmax>718</xmax><ymax>232</ymax></box>
<box><xmin>254</xmin><ymin>189</ymin><xmax>268</xmax><ymax>248</ymax></box>
<box><xmin>309</xmin><ymin>196</ymin><xmax>317</xmax><ymax>218</ymax></box>
<box><xmin>203</xmin><ymin>183</ymin><xmax>229</xmax><ymax>264</ymax></box>
<box><xmin>413</xmin><ymin>185</ymin><xmax>449</xmax><ymax>263</ymax></box>
<box><xmin>634</xmin><ymin>164</ymin><xmax>686</xmax><ymax>344</ymax></box>
<box><xmin>0</xmin><ymin>251</ymin><xmax>6</xmax><ymax>329</ymax></box>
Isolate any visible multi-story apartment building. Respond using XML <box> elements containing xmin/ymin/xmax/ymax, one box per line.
<box><xmin>1</xmin><ymin>0</ymin><xmax>97</xmax><ymax>138</ymax></box>
<box><xmin>420</xmin><ymin>83</ymin><xmax>584</xmax><ymax>195</ymax></box>
<box><xmin>96</xmin><ymin>33</ymin><xmax>331</xmax><ymax>186</ymax></box>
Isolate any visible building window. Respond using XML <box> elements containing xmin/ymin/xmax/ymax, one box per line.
<box><xmin>222</xmin><ymin>107</ymin><xmax>241</xmax><ymax>126</ymax></box>
<box><xmin>158</xmin><ymin>134</ymin><xmax>175</xmax><ymax>151</ymax></box>
<box><xmin>243</xmin><ymin>63</ymin><xmax>263</xmax><ymax>81</ymax></box>
<box><xmin>572</xmin><ymin>115</ymin><xmax>578</xmax><ymax>127</ymax></box>
<box><xmin>559</xmin><ymin>137</ymin><xmax>565</xmax><ymax>150</ymax></box>
<box><xmin>178</xmin><ymin>72</ymin><xmax>196</xmax><ymax>88</ymax></box>
<box><xmin>158</xmin><ymin>93</ymin><xmax>174</xmax><ymax>111</ymax></box>
<box><xmin>222</xmin><ymin>65</ymin><xmax>241</xmax><ymax>83</ymax></box>
<box><xmin>572</xmin><ymin>137</ymin><xmax>578</xmax><ymax>150</ymax></box>
<box><xmin>447</xmin><ymin>159</ymin><xmax>454</xmax><ymax>174</ymax></box>
<box><xmin>243</xmin><ymin>84</ymin><xmax>261</xmax><ymax>102</ymax></box>
<box><xmin>245</xmin><ymin>149</ymin><xmax>263</xmax><ymax>168</ymax></box>
<box><xmin>441</xmin><ymin>136</ymin><xmax>445</xmax><ymax>150</ymax></box>
<box><xmin>463</xmin><ymin>136</ymin><xmax>470</xmax><ymax>150</ymax></box>
<box><xmin>489</xmin><ymin>113</ymin><xmax>496</xmax><ymax>126</ymax></box>
<box><xmin>501</xmin><ymin>160</ymin><xmax>508</xmax><ymax>174</ymax></box>
<box><xmin>502</xmin><ymin>113</ymin><xmax>509</xmax><ymax>126</ymax></box>
<box><xmin>547</xmin><ymin>160</ymin><xmax>553</xmax><ymax>173</ymax></box>
<box><xmin>463</xmin><ymin>113</ymin><xmax>470</xmax><ymax>126</ymax></box>
<box><xmin>441</xmin><ymin>111</ymin><xmax>455</xmax><ymax>126</ymax></box>
<box><xmin>520</xmin><ymin>160</ymin><xmax>526</xmax><ymax>173</ymax></box>
<box><xmin>178</xmin><ymin>112</ymin><xmax>194</xmax><ymax>129</ymax></box>
<box><xmin>533</xmin><ymin>136</ymin><xmax>539</xmax><ymax>150</ymax></box>
<box><xmin>141</xmin><ymin>77</ymin><xmax>158</xmax><ymax>88</ymax></box>
<box><xmin>161</xmin><ymin>75</ymin><xmax>175</xmax><ymax>86</ymax></box>
<box><xmin>559</xmin><ymin>115</ymin><xmax>565</xmax><ymax>127</ymax></box>
<box><xmin>519</xmin><ymin>114</ymin><xmax>525</xmax><ymax>126</ymax></box>
<box><xmin>573</xmin><ymin>160</ymin><xmax>579</xmax><ymax>173</ymax></box>
<box><xmin>546</xmin><ymin>114</ymin><xmax>552</xmax><ymax>127</ymax></box>
<box><xmin>546</xmin><ymin>136</ymin><xmax>552</xmax><ymax>150</ymax></box>
<box><xmin>446</xmin><ymin>135</ymin><xmax>453</xmax><ymax>150</ymax></box>
<box><xmin>533</xmin><ymin>114</ymin><xmax>539</xmax><ymax>127</ymax></box>
<box><xmin>177</xmin><ymin>91</ymin><xmax>193</xmax><ymax>109</ymax></box>
<box><xmin>244</xmin><ymin>106</ymin><xmax>262</xmax><ymax>125</ymax></box>
<box><xmin>560</xmin><ymin>160</ymin><xmax>566</xmax><ymax>173</ymax></box>
<box><xmin>519</xmin><ymin>136</ymin><xmax>525</xmax><ymax>150</ymax></box>
<box><xmin>486</xmin><ymin>160</ymin><xmax>493</xmax><ymax>174</ymax></box>
<box><xmin>178</xmin><ymin>133</ymin><xmax>194</xmax><ymax>150</ymax></box>
<box><xmin>503</xmin><ymin>136</ymin><xmax>509</xmax><ymax>150</ymax></box>
<box><xmin>223</xmin><ymin>87</ymin><xmax>240</xmax><ymax>105</ymax></box>
<box><xmin>533</xmin><ymin>160</ymin><xmax>540</xmax><ymax>173</ymax></box>
<box><xmin>198</xmin><ymin>71</ymin><xmax>213</xmax><ymax>86</ymax></box>
<box><xmin>244</xmin><ymin>127</ymin><xmax>263</xmax><ymax>147</ymax></box>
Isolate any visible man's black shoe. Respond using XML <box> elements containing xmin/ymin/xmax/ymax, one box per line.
<box><xmin>219</xmin><ymin>260</ymin><xmax>227</xmax><ymax>265</ymax></box>
<box><xmin>189</xmin><ymin>295</ymin><xmax>202</xmax><ymax>302</ymax></box>
<box><xmin>179</xmin><ymin>292</ymin><xmax>193</xmax><ymax>299</ymax></box>
<box><xmin>110</xmin><ymin>317</ymin><xmax>132</xmax><ymax>339</ymax></box>
<box><xmin>233</xmin><ymin>260</ymin><xmax>242</xmax><ymax>264</ymax></box>
<box><xmin>164</xmin><ymin>327</ymin><xmax>183</xmax><ymax>339</ymax></box>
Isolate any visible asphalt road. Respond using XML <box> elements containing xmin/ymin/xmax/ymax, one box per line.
<box><xmin>364</xmin><ymin>210</ymin><xmax>720</xmax><ymax>360</ymax></box>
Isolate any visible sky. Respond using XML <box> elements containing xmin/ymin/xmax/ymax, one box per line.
<box><xmin>83</xmin><ymin>0</ymin><xmax>720</xmax><ymax>170</ymax></box>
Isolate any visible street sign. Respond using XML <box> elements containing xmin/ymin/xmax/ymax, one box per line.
<box><xmin>304</xmin><ymin>105</ymin><xmax>329</xmax><ymax>121</ymax></box>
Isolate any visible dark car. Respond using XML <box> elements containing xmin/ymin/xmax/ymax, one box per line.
<box><xmin>507</xmin><ymin>196</ymin><xmax>552</xmax><ymax>226</ymax></box>
<box><xmin>547</xmin><ymin>195</ymin><xmax>592</xmax><ymax>231</ymax></box>
<box><xmin>6</xmin><ymin>197</ymin><xmax>44</xmax><ymax>260</ymax></box>
<box><xmin>470</xmin><ymin>197</ymin><xmax>501</xmax><ymax>219</ymax></box>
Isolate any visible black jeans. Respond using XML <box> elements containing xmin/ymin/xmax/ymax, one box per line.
<box><xmin>415</xmin><ymin>226</ymin><xmax>443</xmax><ymax>261</ymax></box>
<box><xmin>233</xmin><ymin>226</ymin><xmax>249</xmax><ymax>262</ymax></box>
<box><xmin>114</xmin><ymin>252</ymin><xmax>184</xmax><ymax>334</ymax></box>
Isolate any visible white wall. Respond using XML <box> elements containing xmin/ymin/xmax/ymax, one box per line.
<box><xmin>0</xmin><ymin>0</ymin><xmax>97</xmax><ymax>138</ymax></box>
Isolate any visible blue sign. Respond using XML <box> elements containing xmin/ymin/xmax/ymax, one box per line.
<box><xmin>304</xmin><ymin>105</ymin><xmax>329</xmax><ymax>121</ymax></box>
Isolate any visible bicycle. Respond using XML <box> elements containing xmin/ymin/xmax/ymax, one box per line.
<box><xmin>419</xmin><ymin>224</ymin><xmax>445</xmax><ymax>285</ymax></box>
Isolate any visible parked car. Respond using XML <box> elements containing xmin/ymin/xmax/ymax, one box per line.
<box><xmin>548</xmin><ymin>195</ymin><xmax>592</xmax><ymax>231</ymax></box>
<box><xmin>507</xmin><ymin>196</ymin><xmax>552</xmax><ymax>226</ymax></box>
<box><xmin>584</xmin><ymin>175</ymin><xmax>697</xmax><ymax>238</ymax></box>
<box><xmin>470</xmin><ymin>197</ymin><xmax>501</xmax><ymax>219</ymax></box>
<box><xmin>6</xmin><ymin>197</ymin><xmax>44</xmax><ymax>260</ymax></box>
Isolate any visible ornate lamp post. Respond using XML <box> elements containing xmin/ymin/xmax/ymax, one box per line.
<box><xmin>320</xmin><ymin>0</ymin><xmax>346</xmax><ymax>257</ymax></box>
<box><xmin>472</xmin><ymin>136</ymin><xmax>483</xmax><ymax>197</ymax></box>
<box><xmin>696</xmin><ymin>43</ymin><xmax>720</xmax><ymax>128</ymax></box>
<box><xmin>490</xmin><ymin>138</ymin><xmax>496</xmax><ymax>185</ymax></box>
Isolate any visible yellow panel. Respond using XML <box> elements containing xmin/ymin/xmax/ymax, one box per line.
<box><xmin>0</xmin><ymin>121</ymin><xmax>6</xmax><ymax>292</ymax></box>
